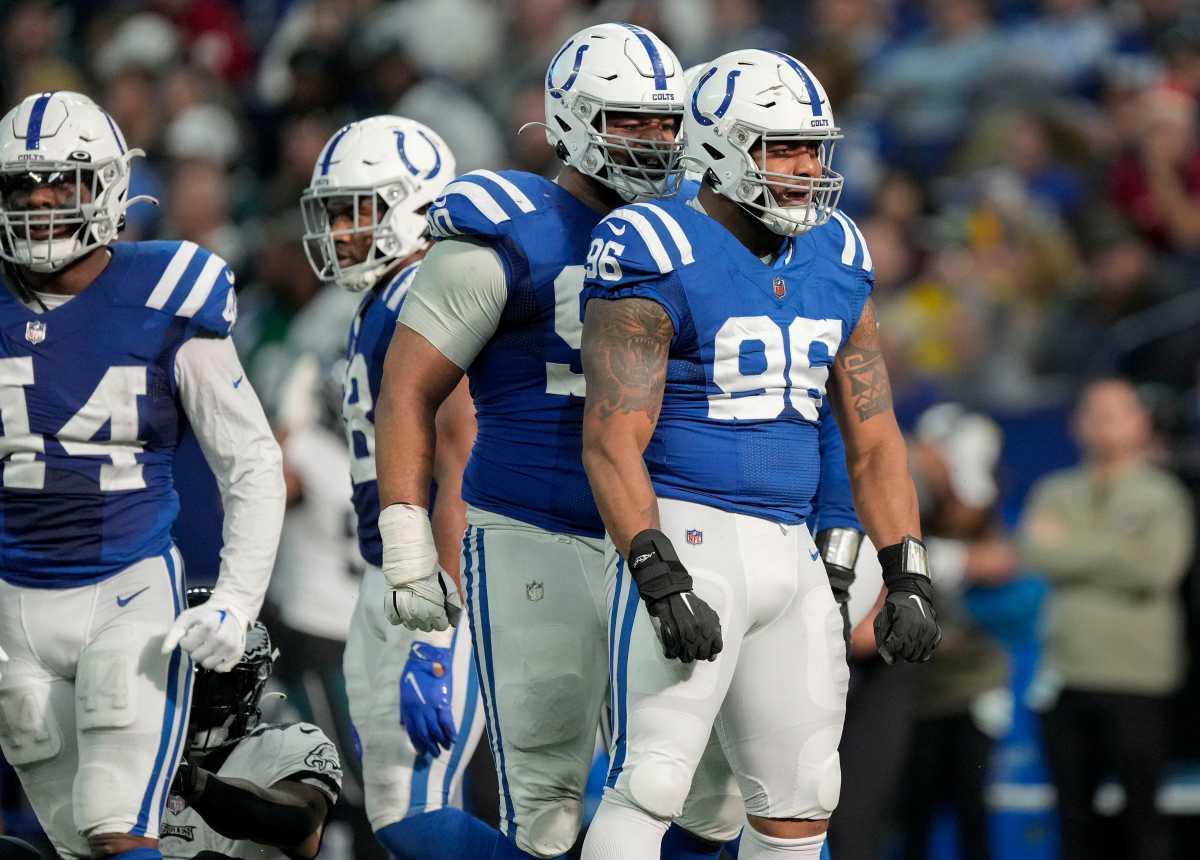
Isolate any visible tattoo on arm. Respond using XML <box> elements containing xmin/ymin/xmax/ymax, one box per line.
<box><xmin>836</xmin><ymin>298</ymin><xmax>893</xmax><ymax>422</ymax></box>
<box><xmin>582</xmin><ymin>298</ymin><xmax>673</xmax><ymax>422</ymax></box>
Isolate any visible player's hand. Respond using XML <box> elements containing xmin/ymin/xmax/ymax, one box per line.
<box><xmin>628</xmin><ymin>529</ymin><xmax>723</xmax><ymax>664</ymax></box>
<box><xmin>385</xmin><ymin>567</ymin><xmax>463</xmax><ymax>631</ymax></box>
<box><xmin>162</xmin><ymin>601</ymin><xmax>248</xmax><ymax>672</ymax></box>
<box><xmin>400</xmin><ymin>640</ymin><xmax>457</xmax><ymax>757</ymax></box>
<box><xmin>874</xmin><ymin>536</ymin><xmax>941</xmax><ymax>665</ymax></box>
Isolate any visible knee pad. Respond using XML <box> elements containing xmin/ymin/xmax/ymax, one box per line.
<box><xmin>521</xmin><ymin>797</ymin><xmax>582</xmax><ymax>857</ymax></box>
<box><xmin>676</xmin><ymin>788</ymin><xmax>744</xmax><ymax>844</ymax></box>
<box><xmin>626</xmin><ymin>756</ymin><xmax>694</xmax><ymax>821</ymax></box>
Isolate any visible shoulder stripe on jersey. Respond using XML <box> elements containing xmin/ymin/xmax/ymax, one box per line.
<box><xmin>845</xmin><ymin>216</ymin><xmax>873</xmax><ymax>272</ymax></box>
<box><xmin>639</xmin><ymin>203</ymin><xmax>694</xmax><ymax>266</ymax></box>
<box><xmin>385</xmin><ymin>265</ymin><xmax>419</xmax><ymax>311</ymax></box>
<box><xmin>830</xmin><ymin>211</ymin><xmax>858</xmax><ymax>267</ymax></box>
<box><xmin>176</xmin><ymin>254</ymin><xmax>226</xmax><ymax>318</ymax></box>
<box><xmin>608</xmin><ymin>207</ymin><xmax>673</xmax><ymax>273</ymax></box>
<box><xmin>443</xmin><ymin>179</ymin><xmax>510</xmax><ymax>225</ymax></box>
<box><xmin>472</xmin><ymin>170</ymin><xmax>537</xmax><ymax>214</ymax></box>
<box><xmin>146</xmin><ymin>242</ymin><xmax>200</xmax><ymax>310</ymax></box>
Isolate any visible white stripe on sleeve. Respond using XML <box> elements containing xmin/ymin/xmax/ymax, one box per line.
<box><xmin>146</xmin><ymin>242</ymin><xmax>198</xmax><ymax>310</ymax></box>
<box><xmin>847</xmin><ymin>216</ymin><xmax>873</xmax><ymax>272</ymax></box>
<box><xmin>608</xmin><ymin>208</ymin><xmax>673</xmax><ymax>273</ymax></box>
<box><xmin>444</xmin><ymin>180</ymin><xmax>510</xmax><ymax>225</ymax></box>
<box><xmin>640</xmin><ymin>204</ymin><xmax>694</xmax><ymax>266</ymax></box>
<box><xmin>831</xmin><ymin>211</ymin><xmax>858</xmax><ymax>267</ymax></box>
<box><xmin>176</xmin><ymin>254</ymin><xmax>227</xmax><ymax>319</ymax></box>
<box><xmin>472</xmin><ymin>170</ymin><xmax>536</xmax><ymax>213</ymax></box>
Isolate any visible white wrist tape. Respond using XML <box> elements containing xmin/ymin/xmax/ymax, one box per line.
<box><xmin>379</xmin><ymin>503</ymin><xmax>438</xmax><ymax>588</ymax></box>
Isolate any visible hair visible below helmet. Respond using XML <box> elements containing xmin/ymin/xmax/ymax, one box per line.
<box><xmin>301</xmin><ymin>115</ymin><xmax>456</xmax><ymax>292</ymax></box>
<box><xmin>684</xmin><ymin>49</ymin><xmax>843</xmax><ymax>236</ymax></box>
<box><xmin>0</xmin><ymin>92</ymin><xmax>153</xmax><ymax>273</ymax></box>
<box><xmin>185</xmin><ymin>587</ymin><xmax>277</xmax><ymax>752</ymax></box>
<box><xmin>542</xmin><ymin>22</ymin><xmax>686</xmax><ymax>201</ymax></box>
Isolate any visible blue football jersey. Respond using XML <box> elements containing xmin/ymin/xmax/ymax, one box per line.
<box><xmin>342</xmin><ymin>264</ymin><xmax>419</xmax><ymax>567</ymax></box>
<box><xmin>425</xmin><ymin>170</ymin><xmax>608</xmax><ymax>537</ymax></box>
<box><xmin>0</xmin><ymin>240</ymin><xmax>237</xmax><ymax>586</ymax></box>
<box><xmin>581</xmin><ymin>199</ymin><xmax>874</xmax><ymax>524</ymax></box>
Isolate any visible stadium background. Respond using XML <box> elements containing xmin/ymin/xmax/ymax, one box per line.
<box><xmin>2</xmin><ymin>0</ymin><xmax>1200</xmax><ymax>857</ymax></box>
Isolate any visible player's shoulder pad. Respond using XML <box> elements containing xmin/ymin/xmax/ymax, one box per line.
<box><xmin>427</xmin><ymin>169</ymin><xmax>548</xmax><ymax>240</ymax></box>
<box><xmin>137</xmin><ymin>240</ymin><xmax>237</xmax><ymax>337</ymax></box>
<box><xmin>592</xmin><ymin>199</ymin><xmax>697</xmax><ymax>280</ymax></box>
<box><xmin>812</xmin><ymin>209</ymin><xmax>874</xmax><ymax>275</ymax></box>
<box><xmin>379</xmin><ymin>260</ymin><xmax>421</xmax><ymax>314</ymax></box>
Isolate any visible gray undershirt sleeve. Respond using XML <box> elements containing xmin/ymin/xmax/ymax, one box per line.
<box><xmin>398</xmin><ymin>239</ymin><xmax>509</xmax><ymax>371</ymax></box>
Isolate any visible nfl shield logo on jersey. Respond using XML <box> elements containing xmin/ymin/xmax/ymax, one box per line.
<box><xmin>166</xmin><ymin>793</ymin><xmax>187</xmax><ymax>815</ymax></box>
<box><xmin>772</xmin><ymin>277</ymin><xmax>786</xmax><ymax>299</ymax></box>
<box><xmin>526</xmin><ymin>581</ymin><xmax>544</xmax><ymax>601</ymax></box>
<box><xmin>24</xmin><ymin>321</ymin><xmax>46</xmax><ymax>344</ymax></box>
<box><xmin>686</xmin><ymin>529</ymin><xmax>703</xmax><ymax>545</ymax></box>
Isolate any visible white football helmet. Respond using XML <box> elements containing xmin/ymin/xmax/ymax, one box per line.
<box><xmin>0</xmin><ymin>91</ymin><xmax>151</xmax><ymax>272</ymax></box>
<box><xmin>542</xmin><ymin>22</ymin><xmax>685</xmax><ymax>201</ymax></box>
<box><xmin>301</xmin><ymin>116</ymin><xmax>456</xmax><ymax>292</ymax></box>
<box><xmin>684</xmin><ymin>49</ymin><xmax>843</xmax><ymax>236</ymax></box>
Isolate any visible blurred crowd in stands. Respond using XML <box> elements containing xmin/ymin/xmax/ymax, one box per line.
<box><xmin>3</xmin><ymin>1</ymin><xmax>1200</xmax><ymax>858</ymax></box>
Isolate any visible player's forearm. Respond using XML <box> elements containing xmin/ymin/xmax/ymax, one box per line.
<box><xmin>583</xmin><ymin>434</ymin><xmax>660</xmax><ymax>557</ymax></box>
<box><xmin>430</xmin><ymin>381</ymin><xmax>475</xmax><ymax>582</ymax></box>
<box><xmin>376</xmin><ymin>327</ymin><xmax>462</xmax><ymax>510</ymax></box>
<box><xmin>186</xmin><ymin>770</ymin><xmax>324</xmax><ymax>854</ymax></box>
<box><xmin>846</xmin><ymin>434</ymin><xmax>921</xmax><ymax>549</ymax></box>
<box><xmin>176</xmin><ymin>336</ymin><xmax>285</xmax><ymax>622</ymax></box>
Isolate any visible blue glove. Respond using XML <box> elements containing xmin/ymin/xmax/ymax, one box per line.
<box><xmin>400</xmin><ymin>640</ymin><xmax>457</xmax><ymax>757</ymax></box>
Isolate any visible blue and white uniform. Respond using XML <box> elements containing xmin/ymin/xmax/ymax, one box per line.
<box><xmin>582</xmin><ymin>197</ymin><xmax>874</xmax><ymax>826</ymax></box>
<box><xmin>0</xmin><ymin>240</ymin><xmax>284</xmax><ymax>857</ymax></box>
<box><xmin>402</xmin><ymin>170</ymin><xmax>613</xmax><ymax>856</ymax></box>
<box><xmin>341</xmin><ymin>264</ymin><xmax>485</xmax><ymax>831</ymax></box>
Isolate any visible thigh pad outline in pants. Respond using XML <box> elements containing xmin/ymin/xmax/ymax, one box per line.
<box><xmin>462</xmin><ymin>514</ymin><xmax>609</xmax><ymax>858</ymax></box>
<box><xmin>344</xmin><ymin>566</ymin><xmax>486</xmax><ymax>831</ymax></box>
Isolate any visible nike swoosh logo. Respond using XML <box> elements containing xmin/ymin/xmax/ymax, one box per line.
<box><xmin>217</xmin><ymin>609</ymin><xmax>227</xmax><ymax>626</ymax></box>
<box><xmin>232</xmin><ymin>375</ymin><xmax>243</xmax><ymax>389</ymax></box>
<box><xmin>608</xmin><ymin>222</ymin><xmax>627</xmax><ymax>236</ymax></box>
<box><xmin>908</xmin><ymin>594</ymin><xmax>927</xmax><ymax>618</ymax></box>
<box><xmin>299</xmin><ymin>726</ymin><xmax>319</xmax><ymax>735</ymax></box>
<box><xmin>404</xmin><ymin>673</ymin><xmax>428</xmax><ymax>705</ymax></box>
<box><xmin>679</xmin><ymin>593</ymin><xmax>695</xmax><ymax>616</ymax></box>
<box><xmin>810</xmin><ymin>549</ymin><xmax>820</xmax><ymax>561</ymax></box>
<box><xmin>116</xmin><ymin>586</ymin><xmax>150</xmax><ymax>607</ymax></box>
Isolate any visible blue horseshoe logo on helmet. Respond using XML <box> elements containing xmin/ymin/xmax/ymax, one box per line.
<box><xmin>547</xmin><ymin>41</ymin><xmax>590</xmax><ymax>100</ymax></box>
<box><xmin>691</xmin><ymin>68</ymin><xmax>741</xmax><ymax>127</ymax></box>
<box><xmin>394</xmin><ymin>130</ymin><xmax>442</xmax><ymax>179</ymax></box>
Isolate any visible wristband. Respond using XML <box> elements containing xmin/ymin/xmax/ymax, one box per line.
<box><xmin>816</xmin><ymin>528</ymin><xmax>863</xmax><ymax>571</ymax></box>
<box><xmin>877</xmin><ymin>535</ymin><xmax>931</xmax><ymax>584</ymax></box>
<box><xmin>628</xmin><ymin>529</ymin><xmax>693</xmax><ymax>601</ymax></box>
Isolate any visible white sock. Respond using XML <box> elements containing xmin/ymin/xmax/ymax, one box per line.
<box><xmin>581</xmin><ymin>795</ymin><xmax>671</xmax><ymax>860</ymax></box>
<box><xmin>739</xmin><ymin>825</ymin><xmax>826</xmax><ymax>858</ymax></box>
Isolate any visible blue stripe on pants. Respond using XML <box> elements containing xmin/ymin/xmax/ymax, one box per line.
<box><xmin>607</xmin><ymin>559</ymin><xmax>639</xmax><ymax>789</ymax></box>
<box><xmin>441</xmin><ymin>645</ymin><xmax>480</xmax><ymax>805</ymax></box>
<box><xmin>132</xmin><ymin>550</ymin><xmax>186</xmax><ymax>836</ymax></box>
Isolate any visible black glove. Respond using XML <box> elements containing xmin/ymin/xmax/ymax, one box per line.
<box><xmin>171</xmin><ymin>759</ymin><xmax>207</xmax><ymax>803</ymax></box>
<box><xmin>628</xmin><ymin>529</ymin><xmax>723</xmax><ymax>664</ymax></box>
<box><xmin>874</xmin><ymin>536</ymin><xmax>942</xmax><ymax>665</ymax></box>
<box><xmin>815</xmin><ymin>527</ymin><xmax>863</xmax><ymax>652</ymax></box>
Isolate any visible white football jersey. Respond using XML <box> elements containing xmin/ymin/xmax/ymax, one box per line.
<box><xmin>160</xmin><ymin>722</ymin><xmax>342</xmax><ymax>859</ymax></box>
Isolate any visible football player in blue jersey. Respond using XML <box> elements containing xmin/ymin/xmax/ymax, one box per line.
<box><xmin>370</xmin><ymin>23</ymin><xmax>713</xmax><ymax>860</ymax></box>
<box><xmin>0</xmin><ymin>92</ymin><xmax>285</xmax><ymax>859</ymax></box>
<box><xmin>578</xmin><ymin>50</ymin><xmax>942</xmax><ymax>859</ymax></box>
<box><xmin>299</xmin><ymin>116</ymin><xmax>492</xmax><ymax>860</ymax></box>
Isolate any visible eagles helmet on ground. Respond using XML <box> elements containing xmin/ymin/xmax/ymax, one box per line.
<box><xmin>301</xmin><ymin>116</ymin><xmax>455</xmax><ymax>292</ymax></box>
<box><xmin>185</xmin><ymin>586</ymin><xmax>278</xmax><ymax>752</ymax></box>
<box><xmin>541</xmin><ymin>22</ymin><xmax>686</xmax><ymax>201</ymax></box>
<box><xmin>0</xmin><ymin>91</ymin><xmax>153</xmax><ymax>274</ymax></box>
<box><xmin>685</xmin><ymin>49</ymin><xmax>843</xmax><ymax>236</ymax></box>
